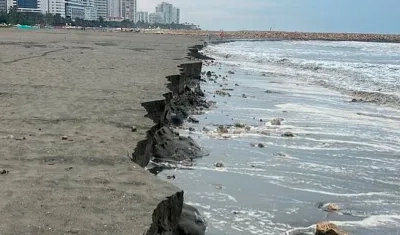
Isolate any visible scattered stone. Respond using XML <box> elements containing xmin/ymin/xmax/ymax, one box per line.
<box><xmin>15</xmin><ymin>137</ymin><xmax>26</xmax><ymax>140</ymax></box>
<box><xmin>261</xmin><ymin>73</ymin><xmax>267</xmax><ymax>76</ymax></box>
<box><xmin>250</xmin><ymin>143</ymin><xmax>256</xmax><ymax>147</ymax></box>
<box><xmin>316</xmin><ymin>222</ymin><xmax>348</xmax><ymax>235</ymax></box>
<box><xmin>167</xmin><ymin>175</ymin><xmax>176</xmax><ymax>180</ymax></box>
<box><xmin>206</xmin><ymin>71</ymin><xmax>212</xmax><ymax>77</ymax></box>
<box><xmin>217</xmin><ymin>126</ymin><xmax>228</xmax><ymax>134</ymax></box>
<box><xmin>260</xmin><ymin>119</ymin><xmax>263</xmax><ymax>122</ymax></box>
<box><xmin>100</xmin><ymin>140</ymin><xmax>106</xmax><ymax>143</ymax></box>
<box><xmin>215</xmin><ymin>90</ymin><xmax>231</xmax><ymax>97</ymax></box>
<box><xmin>235</xmin><ymin>83</ymin><xmax>239</xmax><ymax>86</ymax></box>
<box><xmin>234</xmin><ymin>123</ymin><xmax>246</xmax><ymax>128</ymax></box>
<box><xmin>271</xmin><ymin>118</ymin><xmax>283</xmax><ymax>125</ymax></box>
<box><xmin>282</xmin><ymin>132</ymin><xmax>294</xmax><ymax>137</ymax></box>
<box><xmin>351</xmin><ymin>98</ymin><xmax>358</xmax><ymax>102</ymax></box>
<box><xmin>61</xmin><ymin>136</ymin><xmax>68</xmax><ymax>140</ymax></box>
<box><xmin>131</xmin><ymin>126</ymin><xmax>137</xmax><ymax>132</ymax></box>
<box><xmin>1</xmin><ymin>170</ymin><xmax>9</xmax><ymax>175</ymax></box>
<box><xmin>265</xmin><ymin>90</ymin><xmax>272</xmax><ymax>93</ymax></box>
<box><xmin>214</xmin><ymin>162</ymin><xmax>224</xmax><ymax>168</ymax></box>
<box><xmin>242</xmin><ymin>94</ymin><xmax>247</xmax><ymax>98</ymax></box>
<box><xmin>233</xmin><ymin>211</ymin><xmax>239</xmax><ymax>215</ymax></box>
<box><xmin>65</xmin><ymin>167</ymin><xmax>73</xmax><ymax>171</ymax></box>
<box><xmin>189</xmin><ymin>127</ymin><xmax>195</xmax><ymax>132</ymax></box>
<box><xmin>188</xmin><ymin>117</ymin><xmax>199</xmax><ymax>124</ymax></box>
<box><xmin>233</xmin><ymin>129</ymin><xmax>242</xmax><ymax>134</ymax></box>
<box><xmin>228</xmin><ymin>71</ymin><xmax>235</xmax><ymax>75</ymax></box>
<box><xmin>258</xmin><ymin>143</ymin><xmax>265</xmax><ymax>148</ymax></box>
<box><xmin>260</xmin><ymin>130</ymin><xmax>270</xmax><ymax>136</ymax></box>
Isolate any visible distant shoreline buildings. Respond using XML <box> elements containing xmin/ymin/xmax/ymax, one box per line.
<box><xmin>0</xmin><ymin>0</ymin><xmax>179</xmax><ymax>24</ymax></box>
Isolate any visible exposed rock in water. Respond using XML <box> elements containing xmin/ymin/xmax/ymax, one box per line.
<box><xmin>188</xmin><ymin>117</ymin><xmax>199</xmax><ymax>123</ymax></box>
<box><xmin>189</xmin><ymin>127</ymin><xmax>195</xmax><ymax>132</ymax></box>
<box><xmin>318</xmin><ymin>202</ymin><xmax>340</xmax><ymax>212</ymax></box>
<box><xmin>217</xmin><ymin>126</ymin><xmax>229</xmax><ymax>134</ymax></box>
<box><xmin>315</xmin><ymin>222</ymin><xmax>348</xmax><ymax>235</ymax></box>
<box><xmin>260</xmin><ymin>130</ymin><xmax>270</xmax><ymax>136</ymax></box>
<box><xmin>215</xmin><ymin>90</ymin><xmax>231</xmax><ymax>97</ymax></box>
<box><xmin>152</xmin><ymin>127</ymin><xmax>205</xmax><ymax>162</ymax></box>
<box><xmin>235</xmin><ymin>83</ymin><xmax>239</xmax><ymax>86</ymax></box>
<box><xmin>271</xmin><ymin>118</ymin><xmax>283</xmax><ymax>125</ymax></box>
<box><xmin>234</xmin><ymin>123</ymin><xmax>246</xmax><ymax>128</ymax></box>
<box><xmin>282</xmin><ymin>131</ymin><xmax>294</xmax><ymax>137</ymax></box>
<box><xmin>242</xmin><ymin>94</ymin><xmax>247</xmax><ymax>98</ymax></box>
<box><xmin>258</xmin><ymin>143</ymin><xmax>265</xmax><ymax>148</ymax></box>
<box><xmin>206</xmin><ymin>71</ymin><xmax>212</xmax><ymax>77</ymax></box>
<box><xmin>214</xmin><ymin>161</ymin><xmax>224</xmax><ymax>168</ymax></box>
<box><xmin>228</xmin><ymin>70</ymin><xmax>235</xmax><ymax>74</ymax></box>
<box><xmin>177</xmin><ymin>204</ymin><xmax>207</xmax><ymax>235</ymax></box>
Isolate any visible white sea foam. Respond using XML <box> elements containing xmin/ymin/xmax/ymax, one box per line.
<box><xmin>333</xmin><ymin>215</ymin><xmax>400</xmax><ymax>227</ymax></box>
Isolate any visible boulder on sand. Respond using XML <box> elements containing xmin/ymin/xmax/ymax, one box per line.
<box><xmin>315</xmin><ymin>222</ymin><xmax>348</xmax><ymax>235</ymax></box>
<box><xmin>178</xmin><ymin>204</ymin><xmax>207</xmax><ymax>235</ymax></box>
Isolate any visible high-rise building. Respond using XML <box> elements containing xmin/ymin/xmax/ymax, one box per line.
<box><xmin>148</xmin><ymin>12</ymin><xmax>163</xmax><ymax>24</ymax></box>
<box><xmin>41</xmin><ymin>0</ymin><xmax>65</xmax><ymax>17</ymax></box>
<box><xmin>171</xmin><ymin>7</ymin><xmax>179</xmax><ymax>24</ymax></box>
<box><xmin>136</xmin><ymin>11</ymin><xmax>148</xmax><ymax>23</ymax></box>
<box><xmin>66</xmin><ymin>0</ymin><xmax>97</xmax><ymax>20</ymax></box>
<box><xmin>155</xmin><ymin>1</ymin><xmax>172</xmax><ymax>24</ymax></box>
<box><xmin>94</xmin><ymin>0</ymin><xmax>107</xmax><ymax>19</ymax></box>
<box><xmin>0</xmin><ymin>0</ymin><xmax>8</xmax><ymax>11</ymax></box>
<box><xmin>122</xmin><ymin>0</ymin><xmax>136</xmax><ymax>21</ymax></box>
<box><xmin>107</xmin><ymin>0</ymin><xmax>121</xmax><ymax>20</ymax></box>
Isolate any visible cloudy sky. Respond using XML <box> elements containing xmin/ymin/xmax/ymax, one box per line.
<box><xmin>139</xmin><ymin>0</ymin><xmax>399</xmax><ymax>33</ymax></box>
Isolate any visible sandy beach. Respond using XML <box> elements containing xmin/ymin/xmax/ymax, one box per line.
<box><xmin>0</xmin><ymin>29</ymin><xmax>201</xmax><ymax>234</ymax></box>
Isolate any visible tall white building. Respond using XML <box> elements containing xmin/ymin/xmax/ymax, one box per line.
<box><xmin>41</xmin><ymin>0</ymin><xmax>65</xmax><ymax>17</ymax></box>
<box><xmin>0</xmin><ymin>0</ymin><xmax>8</xmax><ymax>11</ymax></box>
<box><xmin>66</xmin><ymin>0</ymin><xmax>97</xmax><ymax>20</ymax></box>
<box><xmin>171</xmin><ymin>7</ymin><xmax>179</xmax><ymax>24</ymax></box>
<box><xmin>122</xmin><ymin>0</ymin><xmax>135</xmax><ymax>21</ymax></box>
<box><xmin>148</xmin><ymin>12</ymin><xmax>163</xmax><ymax>24</ymax></box>
<box><xmin>107</xmin><ymin>0</ymin><xmax>121</xmax><ymax>20</ymax></box>
<box><xmin>154</xmin><ymin>2</ymin><xmax>179</xmax><ymax>24</ymax></box>
<box><xmin>94</xmin><ymin>0</ymin><xmax>107</xmax><ymax>19</ymax></box>
<box><xmin>136</xmin><ymin>11</ymin><xmax>148</xmax><ymax>23</ymax></box>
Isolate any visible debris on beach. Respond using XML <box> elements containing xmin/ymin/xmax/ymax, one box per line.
<box><xmin>15</xmin><ymin>136</ymin><xmax>26</xmax><ymax>140</ymax></box>
<box><xmin>61</xmin><ymin>136</ymin><xmax>68</xmax><ymax>140</ymax></box>
<box><xmin>282</xmin><ymin>131</ymin><xmax>294</xmax><ymax>137</ymax></box>
<box><xmin>316</xmin><ymin>222</ymin><xmax>348</xmax><ymax>235</ymax></box>
<box><xmin>1</xmin><ymin>170</ymin><xmax>9</xmax><ymax>175</ymax></box>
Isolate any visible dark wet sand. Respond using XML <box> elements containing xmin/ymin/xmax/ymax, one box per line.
<box><xmin>0</xmin><ymin>29</ymin><xmax>201</xmax><ymax>234</ymax></box>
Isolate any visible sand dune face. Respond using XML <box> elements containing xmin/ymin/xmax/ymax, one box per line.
<box><xmin>0</xmin><ymin>29</ymin><xmax>200</xmax><ymax>234</ymax></box>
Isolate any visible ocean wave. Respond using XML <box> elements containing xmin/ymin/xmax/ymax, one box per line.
<box><xmin>333</xmin><ymin>215</ymin><xmax>400</xmax><ymax>227</ymax></box>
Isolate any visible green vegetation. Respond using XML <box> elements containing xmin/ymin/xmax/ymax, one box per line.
<box><xmin>0</xmin><ymin>6</ymin><xmax>200</xmax><ymax>29</ymax></box>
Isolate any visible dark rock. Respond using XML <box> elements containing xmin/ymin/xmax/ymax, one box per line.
<box><xmin>206</xmin><ymin>71</ymin><xmax>212</xmax><ymax>77</ymax></box>
<box><xmin>167</xmin><ymin>175</ymin><xmax>176</xmax><ymax>180</ymax></box>
<box><xmin>214</xmin><ymin>162</ymin><xmax>224</xmax><ymax>168</ymax></box>
<box><xmin>62</xmin><ymin>136</ymin><xmax>68</xmax><ymax>140</ymax></box>
<box><xmin>170</xmin><ymin>113</ymin><xmax>185</xmax><ymax>126</ymax></box>
<box><xmin>131</xmin><ymin>126</ymin><xmax>138</xmax><ymax>132</ymax></box>
<box><xmin>235</xmin><ymin>83</ymin><xmax>239</xmax><ymax>86</ymax></box>
<box><xmin>189</xmin><ymin>127</ymin><xmax>195</xmax><ymax>132</ymax></box>
<box><xmin>271</xmin><ymin>118</ymin><xmax>283</xmax><ymax>125</ymax></box>
<box><xmin>228</xmin><ymin>71</ymin><xmax>235</xmax><ymax>75</ymax></box>
<box><xmin>242</xmin><ymin>94</ymin><xmax>247</xmax><ymax>98</ymax></box>
<box><xmin>217</xmin><ymin>126</ymin><xmax>228</xmax><ymax>134</ymax></box>
<box><xmin>282</xmin><ymin>132</ymin><xmax>294</xmax><ymax>137</ymax></box>
<box><xmin>188</xmin><ymin>117</ymin><xmax>199</xmax><ymax>124</ymax></box>
<box><xmin>1</xmin><ymin>170</ymin><xmax>9</xmax><ymax>175</ymax></box>
<box><xmin>177</xmin><ymin>204</ymin><xmax>207</xmax><ymax>235</ymax></box>
<box><xmin>258</xmin><ymin>143</ymin><xmax>265</xmax><ymax>148</ymax></box>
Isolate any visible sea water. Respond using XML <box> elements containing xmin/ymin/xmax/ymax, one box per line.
<box><xmin>160</xmin><ymin>40</ymin><xmax>400</xmax><ymax>234</ymax></box>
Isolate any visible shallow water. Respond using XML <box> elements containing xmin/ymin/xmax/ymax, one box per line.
<box><xmin>160</xmin><ymin>41</ymin><xmax>400</xmax><ymax>234</ymax></box>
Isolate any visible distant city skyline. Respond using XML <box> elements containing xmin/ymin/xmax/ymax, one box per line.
<box><xmin>138</xmin><ymin>0</ymin><xmax>400</xmax><ymax>33</ymax></box>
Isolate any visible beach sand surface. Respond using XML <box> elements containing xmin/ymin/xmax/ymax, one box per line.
<box><xmin>0</xmin><ymin>29</ymin><xmax>200</xmax><ymax>234</ymax></box>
